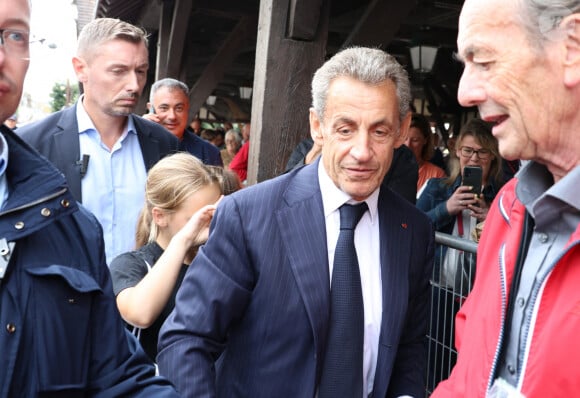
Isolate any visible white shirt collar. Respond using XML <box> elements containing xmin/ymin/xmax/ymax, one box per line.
<box><xmin>317</xmin><ymin>157</ymin><xmax>379</xmax><ymax>223</ymax></box>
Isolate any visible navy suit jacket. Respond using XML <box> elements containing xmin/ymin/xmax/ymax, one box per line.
<box><xmin>158</xmin><ymin>159</ymin><xmax>434</xmax><ymax>398</ymax></box>
<box><xmin>17</xmin><ymin>104</ymin><xmax>179</xmax><ymax>202</ymax></box>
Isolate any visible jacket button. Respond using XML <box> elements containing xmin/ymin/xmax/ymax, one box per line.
<box><xmin>61</xmin><ymin>199</ymin><xmax>70</xmax><ymax>208</ymax></box>
<box><xmin>6</xmin><ymin>323</ymin><xmax>16</xmax><ymax>333</ymax></box>
<box><xmin>14</xmin><ymin>221</ymin><xmax>24</xmax><ymax>230</ymax></box>
<box><xmin>538</xmin><ymin>233</ymin><xmax>548</xmax><ymax>243</ymax></box>
<box><xmin>41</xmin><ymin>208</ymin><xmax>51</xmax><ymax>217</ymax></box>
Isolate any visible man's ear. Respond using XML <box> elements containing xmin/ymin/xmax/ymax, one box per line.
<box><xmin>562</xmin><ymin>14</ymin><xmax>580</xmax><ymax>87</ymax></box>
<box><xmin>394</xmin><ymin>112</ymin><xmax>412</xmax><ymax>149</ymax></box>
<box><xmin>72</xmin><ymin>56</ymin><xmax>88</xmax><ymax>84</ymax></box>
<box><xmin>309</xmin><ymin>108</ymin><xmax>324</xmax><ymax>146</ymax></box>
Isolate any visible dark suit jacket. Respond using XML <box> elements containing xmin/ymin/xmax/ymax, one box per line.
<box><xmin>157</xmin><ymin>159</ymin><xmax>434</xmax><ymax>398</ymax></box>
<box><xmin>17</xmin><ymin>104</ymin><xmax>179</xmax><ymax>202</ymax></box>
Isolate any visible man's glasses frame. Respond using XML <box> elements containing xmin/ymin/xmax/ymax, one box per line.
<box><xmin>0</xmin><ymin>29</ymin><xmax>30</xmax><ymax>56</ymax></box>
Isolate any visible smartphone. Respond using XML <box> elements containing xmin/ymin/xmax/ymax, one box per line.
<box><xmin>462</xmin><ymin>166</ymin><xmax>483</xmax><ymax>195</ymax></box>
<box><xmin>149</xmin><ymin>105</ymin><xmax>156</xmax><ymax>114</ymax></box>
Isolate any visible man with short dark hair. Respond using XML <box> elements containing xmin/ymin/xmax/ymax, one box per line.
<box><xmin>19</xmin><ymin>18</ymin><xmax>179</xmax><ymax>264</ymax></box>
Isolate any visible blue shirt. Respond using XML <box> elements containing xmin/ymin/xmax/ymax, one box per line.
<box><xmin>76</xmin><ymin>101</ymin><xmax>147</xmax><ymax>265</ymax></box>
<box><xmin>180</xmin><ymin>128</ymin><xmax>223</xmax><ymax>166</ymax></box>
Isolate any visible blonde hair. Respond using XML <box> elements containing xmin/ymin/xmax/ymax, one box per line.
<box><xmin>445</xmin><ymin>118</ymin><xmax>502</xmax><ymax>187</ymax></box>
<box><xmin>206</xmin><ymin>165</ymin><xmax>241</xmax><ymax>196</ymax></box>
<box><xmin>77</xmin><ymin>18</ymin><xmax>148</xmax><ymax>61</ymax></box>
<box><xmin>135</xmin><ymin>153</ymin><xmax>218</xmax><ymax>248</ymax></box>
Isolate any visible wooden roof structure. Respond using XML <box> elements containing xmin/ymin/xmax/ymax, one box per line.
<box><xmin>87</xmin><ymin>0</ymin><xmax>466</xmax><ymax>183</ymax></box>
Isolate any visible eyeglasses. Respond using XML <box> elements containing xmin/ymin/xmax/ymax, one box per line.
<box><xmin>459</xmin><ymin>146</ymin><xmax>491</xmax><ymax>160</ymax></box>
<box><xmin>0</xmin><ymin>29</ymin><xmax>30</xmax><ymax>56</ymax></box>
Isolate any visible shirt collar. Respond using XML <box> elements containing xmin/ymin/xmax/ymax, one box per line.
<box><xmin>75</xmin><ymin>95</ymin><xmax>137</xmax><ymax>136</ymax></box>
<box><xmin>517</xmin><ymin>160</ymin><xmax>580</xmax><ymax>214</ymax></box>
<box><xmin>317</xmin><ymin>157</ymin><xmax>379</xmax><ymax>223</ymax></box>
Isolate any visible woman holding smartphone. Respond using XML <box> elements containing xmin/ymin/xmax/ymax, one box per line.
<box><xmin>417</xmin><ymin>118</ymin><xmax>503</xmax><ymax>236</ymax></box>
<box><xmin>417</xmin><ymin>118</ymin><xmax>504</xmax><ymax>389</ymax></box>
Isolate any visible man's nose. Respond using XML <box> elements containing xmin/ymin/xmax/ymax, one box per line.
<box><xmin>125</xmin><ymin>71</ymin><xmax>140</xmax><ymax>92</ymax></box>
<box><xmin>350</xmin><ymin>132</ymin><xmax>372</xmax><ymax>161</ymax></box>
<box><xmin>457</xmin><ymin>66</ymin><xmax>486</xmax><ymax>108</ymax></box>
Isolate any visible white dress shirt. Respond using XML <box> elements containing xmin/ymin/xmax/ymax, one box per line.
<box><xmin>318</xmin><ymin>159</ymin><xmax>382</xmax><ymax>397</ymax></box>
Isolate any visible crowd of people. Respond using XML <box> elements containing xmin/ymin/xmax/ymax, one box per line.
<box><xmin>2</xmin><ymin>0</ymin><xmax>580</xmax><ymax>397</ymax></box>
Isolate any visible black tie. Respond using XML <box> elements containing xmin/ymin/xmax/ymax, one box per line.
<box><xmin>319</xmin><ymin>202</ymin><xmax>368</xmax><ymax>398</ymax></box>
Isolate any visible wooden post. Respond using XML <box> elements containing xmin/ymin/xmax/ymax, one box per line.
<box><xmin>248</xmin><ymin>0</ymin><xmax>329</xmax><ymax>184</ymax></box>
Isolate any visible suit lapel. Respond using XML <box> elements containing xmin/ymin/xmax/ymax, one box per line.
<box><xmin>133</xmin><ymin>115</ymin><xmax>160</xmax><ymax>170</ymax></box>
<box><xmin>54</xmin><ymin>107</ymin><xmax>82</xmax><ymax>201</ymax></box>
<box><xmin>373</xmin><ymin>188</ymin><xmax>413</xmax><ymax>396</ymax></box>
<box><xmin>276</xmin><ymin>162</ymin><xmax>330</xmax><ymax>365</ymax></box>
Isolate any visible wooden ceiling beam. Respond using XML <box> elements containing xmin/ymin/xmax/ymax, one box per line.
<box><xmin>188</xmin><ymin>16</ymin><xmax>257</xmax><ymax>120</ymax></box>
<box><xmin>165</xmin><ymin>0</ymin><xmax>193</xmax><ymax>78</ymax></box>
<box><xmin>155</xmin><ymin>0</ymin><xmax>173</xmax><ymax>80</ymax></box>
<box><xmin>343</xmin><ymin>0</ymin><xmax>418</xmax><ymax>48</ymax></box>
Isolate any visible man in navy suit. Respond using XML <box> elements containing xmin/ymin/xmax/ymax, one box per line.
<box><xmin>18</xmin><ymin>18</ymin><xmax>178</xmax><ymax>264</ymax></box>
<box><xmin>158</xmin><ymin>47</ymin><xmax>434</xmax><ymax>398</ymax></box>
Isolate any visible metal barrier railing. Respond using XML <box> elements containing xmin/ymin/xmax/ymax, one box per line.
<box><xmin>425</xmin><ymin>232</ymin><xmax>478</xmax><ymax>396</ymax></box>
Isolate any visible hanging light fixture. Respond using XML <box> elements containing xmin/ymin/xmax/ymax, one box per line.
<box><xmin>239</xmin><ymin>86</ymin><xmax>252</xmax><ymax>99</ymax></box>
<box><xmin>410</xmin><ymin>44</ymin><xmax>438</xmax><ymax>74</ymax></box>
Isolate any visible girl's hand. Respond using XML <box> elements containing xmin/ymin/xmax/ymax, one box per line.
<box><xmin>176</xmin><ymin>196</ymin><xmax>223</xmax><ymax>248</ymax></box>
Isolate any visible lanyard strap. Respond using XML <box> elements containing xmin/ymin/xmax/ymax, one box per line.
<box><xmin>457</xmin><ymin>212</ymin><xmax>464</xmax><ymax>237</ymax></box>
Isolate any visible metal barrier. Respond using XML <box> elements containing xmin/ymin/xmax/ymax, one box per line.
<box><xmin>425</xmin><ymin>232</ymin><xmax>478</xmax><ymax>396</ymax></box>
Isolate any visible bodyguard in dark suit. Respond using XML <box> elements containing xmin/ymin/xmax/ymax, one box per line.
<box><xmin>158</xmin><ymin>47</ymin><xmax>434</xmax><ymax>398</ymax></box>
<box><xmin>18</xmin><ymin>18</ymin><xmax>178</xmax><ymax>264</ymax></box>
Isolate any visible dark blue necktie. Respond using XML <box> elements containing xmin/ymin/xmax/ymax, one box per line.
<box><xmin>319</xmin><ymin>202</ymin><xmax>368</xmax><ymax>398</ymax></box>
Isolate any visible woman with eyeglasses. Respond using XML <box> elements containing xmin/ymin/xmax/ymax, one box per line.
<box><xmin>417</xmin><ymin>118</ymin><xmax>505</xmax><ymax>389</ymax></box>
<box><xmin>417</xmin><ymin>118</ymin><xmax>504</xmax><ymax>237</ymax></box>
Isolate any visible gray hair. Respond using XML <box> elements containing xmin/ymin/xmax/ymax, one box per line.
<box><xmin>150</xmin><ymin>78</ymin><xmax>189</xmax><ymax>102</ymax></box>
<box><xmin>311</xmin><ymin>47</ymin><xmax>411</xmax><ymax>122</ymax></box>
<box><xmin>77</xmin><ymin>18</ymin><xmax>148</xmax><ymax>60</ymax></box>
<box><xmin>519</xmin><ymin>0</ymin><xmax>580</xmax><ymax>47</ymax></box>
<box><xmin>225</xmin><ymin>129</ymin><xmax>242</xmax><ymax>144</ymax></box>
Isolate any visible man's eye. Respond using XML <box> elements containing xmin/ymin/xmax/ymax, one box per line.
<box><xmin>8</xmin><ymin>32</ymin><xmax>26</xmax><ymax>42</ymax></box>
<box><xmin>474</xmin><ymin>60</ymin><xmax>492</xmax><ymax>70</ymax></box>
<box><xmin>7</xmin><ymin>30</ymin><xmax>26</xmax><ymax>43</ymax></box>
<box><xmin>375</xmin><ymin>129</ymin><xmax>395</xmax><ymax>139</ymax></box>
